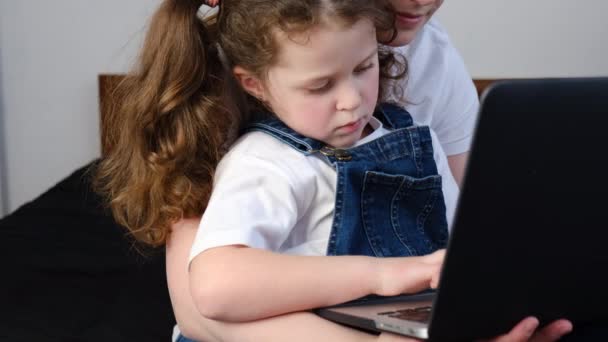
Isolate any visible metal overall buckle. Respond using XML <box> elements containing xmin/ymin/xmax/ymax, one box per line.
<box><xmin>320</xmin><ymin>146</ymin><xmax>352</xmax><ymax>161</ymax></box>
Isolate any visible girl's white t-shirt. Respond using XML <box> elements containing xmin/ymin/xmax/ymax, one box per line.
<box><xmin>189</xmin><ymin>117</ymin><xmax>459</xmax><ymax>261</ymax></box>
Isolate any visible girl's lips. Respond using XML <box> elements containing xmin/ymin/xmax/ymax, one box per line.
<box><xmin>339</xmin><ymin>118</ymin><xmax>363</xmax><ymax>134</ymax></box>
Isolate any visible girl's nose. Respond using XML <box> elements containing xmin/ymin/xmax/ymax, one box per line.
<box><xmin>336</xmin><ymin>82</ymin><xmax>362</xmax><ymax>112</ymax></box>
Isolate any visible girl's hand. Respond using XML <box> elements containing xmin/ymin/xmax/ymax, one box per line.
<box><xmin>374</xmin><ymin>249</ymin><xmax>445</xmax><ymax>296</ymax></box>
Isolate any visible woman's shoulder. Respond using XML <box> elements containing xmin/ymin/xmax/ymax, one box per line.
<box><xmin>392</xmin><ymin>18</ymin><xmax>451</xmax><ymax>58</ymax></box>
<box><xmin>418</xmin><ymin>18</ymin><xmax>451</xmax><ymax>46</ymax></box>
<box><xmin>386</xmin><ymin>19</ymin><xmax>479</xmax><ymax>156</ymax></box>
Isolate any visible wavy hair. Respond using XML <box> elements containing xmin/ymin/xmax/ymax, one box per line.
<box><xmin>95</xmin><ymin>0</ymin><xmax>407</xmax><ymax>246</ymax></box>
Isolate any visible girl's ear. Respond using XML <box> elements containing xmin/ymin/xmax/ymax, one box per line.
<box><xmin>233</xmin><ymin>66</ymin><xmax>266</xmax><ymax>100</ymax></box>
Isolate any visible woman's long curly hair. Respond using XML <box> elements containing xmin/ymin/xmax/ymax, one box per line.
<box><xmin>94</xmin><ymin>0</ymin><xmax>407</xmax><ymax>247</ymax></box>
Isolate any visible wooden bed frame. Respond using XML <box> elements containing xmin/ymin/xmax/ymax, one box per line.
<box><xmin>98</xmin><ymin>74</ymin><xmax>499</xmax><ymax>155</ymax></box>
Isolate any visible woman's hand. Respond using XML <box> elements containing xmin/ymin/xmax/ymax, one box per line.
<box><xmin>480</xmin><ymin>317</ymin><xmax>573</xmax><ymax>342</ymax></box>
<box><xmin>374</xmin><ymin>249</ymin><xmax>445</xmax><ymax>296</ymax></box>
<box><xmin>375</xmin><ymin>317</ymin><xmax>572</xmax><ymax>342</ymax></box>
<box><xmin>373</xmin><ymin>249</ymin><xmax>572</xmax><ymax>342</ymax></box>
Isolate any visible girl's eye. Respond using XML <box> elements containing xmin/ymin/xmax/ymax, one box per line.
<box><xmin>355</xmin><ymin>63</ymin><xmax>374</xmax><ymax>74</ymax></box>
<box><xmin>308</xmin><ymin>82</ymin><xmax>332</xmax><ymax>94</ymax></box>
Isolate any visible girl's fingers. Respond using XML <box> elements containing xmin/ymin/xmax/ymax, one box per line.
<box><xmin>422</xmin><ymin>249</ymin><xmax>446</xmax><ymax>264</ymax></box>
<box><xmin>430</xmin><ymin>271</ymin><xmax>440</xmax><ymax>289</ymax></box>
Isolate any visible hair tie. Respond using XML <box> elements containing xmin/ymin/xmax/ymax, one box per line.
<box><xmin>204</xmin><ymin>0</ymin><xmax>220</xmax><ymax>7</ymax></box>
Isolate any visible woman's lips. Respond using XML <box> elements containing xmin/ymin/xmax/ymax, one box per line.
<box><xmin>395</xmin><ymin>12</ymin><xmax>425</xmax><ymax>28</ymax></box>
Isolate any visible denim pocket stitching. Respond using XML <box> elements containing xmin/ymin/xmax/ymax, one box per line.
<box><xmin>361</xmin><ymin>172</ymin><xmax>386</xmax><ymax>257</ymax></box>
<box><xmin>390</xmin><ymin>176</ymin><xmax>416</xmax><ymax>256</ymax></box>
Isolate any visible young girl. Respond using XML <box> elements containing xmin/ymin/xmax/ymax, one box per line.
<box><xmin>96</xmin><ymin>0</ymin><xmax>572</xmax><ymax>340</ymax></box>
<box><xmin>184</xmin><ymin>0</ymin><xmax>462</xmax><ymax>321</ymax></box>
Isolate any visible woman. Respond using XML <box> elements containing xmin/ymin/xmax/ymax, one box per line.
<box><xmin>167</xmin><ymin>1</ymin><xmax>573</xmax><ymax>341</ymax></box>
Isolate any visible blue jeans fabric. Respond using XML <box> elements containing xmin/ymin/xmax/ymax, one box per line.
<box><xmin>176</xmin><ymin>334</ymin><xmax>197</xmax><ymax>342</ymax></box>
<box><xmin>249</xmin><ymin>103</ymin><xmax>448</xmax><ymax>257</ymax></box>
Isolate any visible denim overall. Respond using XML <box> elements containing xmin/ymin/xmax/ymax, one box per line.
<box><xmin>249</xmin><ymin>103</ymin><xmax>448</xmax><ymax>258</ymax></box>
<box><xmin>176</xmin><ymin>104</ymin><xmax>449</xmax><ymax>342</ymax></box>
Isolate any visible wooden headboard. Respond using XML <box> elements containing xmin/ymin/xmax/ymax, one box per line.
<box><xmin>98</xmin><ymin>74</ymin><xmax>499</xmax><ymax>155</ymax></box>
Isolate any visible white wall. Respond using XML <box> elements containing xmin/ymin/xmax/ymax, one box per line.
<box><xmin>0</xmin><ymin>0</ymin><xmax>607</xmax><ymax>215</ymax></box>
<box><xmin>0</xmin><ymin>73</ymin><xmax>5</xmax><ymax>215</ymax></box>
<box><xmin>436</xmin><ymin>0</ymin><xmax>608</xmax><ymax>78</ymax></box>
<box><xmin>0</xmin><ymin>44</ymin><xmax>6</xmax><ymax>216</ymax></box>
<box><xmin>0</xmin><ymin>0</ymin><xmax>162</xmax><ymax>215</ymax></box>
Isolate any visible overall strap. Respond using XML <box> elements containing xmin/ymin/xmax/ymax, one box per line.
<box><xmin>247</xmin><ymin>117</ymin><xmax>324</xmax><ymax>155</ymax></box>
<box><xmin>375</xmin><ymin>103</ymin><xmax>415</xmax><ymax>129</ymax></box>
<box><xmin>246</xmin><ymin>103</ymin><xmax>414</xmax><ymax>155</ymax></box>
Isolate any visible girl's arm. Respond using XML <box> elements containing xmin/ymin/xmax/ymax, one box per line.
<box><xmin>189</xmin><ymin>245</ymin><xmax>442</xmax><ymax>322</ymax></box>
<box><xmin>167</xmin><ymin>219</ymin><xmax>420</xmax><ymax>342</ymax></box>
<box><xmin>188</xmin><ymin>150</ymin><xmax>443</xmax><ymax>322</ymax></box>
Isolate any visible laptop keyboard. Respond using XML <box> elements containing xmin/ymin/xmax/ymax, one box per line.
<box><xmin>378</xmin><ymin>306</ymin><xmax>432</xmax><ymax>323</ymax></box>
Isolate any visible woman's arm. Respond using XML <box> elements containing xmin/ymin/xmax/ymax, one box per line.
<box><xmin>167</xmin><ymin>218</ymin><xmax>421</xmax><ymax>342</ymax></box>
<box><xmin>447</xmin><ymin>152</ymin><xmax>468</xmax><ymax>187</ymax></box>
<box><xmin>168</xmin><ymin>219</ymin><xmax>571</xmax><ymax>342</ymax></box>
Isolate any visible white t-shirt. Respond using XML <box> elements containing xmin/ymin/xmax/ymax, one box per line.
<box><xmin>394</xmin><ymin>19</ymin><xmax>479</xmax><ymax>157</ymax></box>
<box><xmin>189</xmin><ymin>117</ymin><xmax>459</xmax><ymax>260</ymax></box>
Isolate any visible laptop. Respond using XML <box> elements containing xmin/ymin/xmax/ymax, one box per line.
<box><xmin>315</xmin><ymin>77</ymin><xmax>608</xmax><ymax>341</ymax></box>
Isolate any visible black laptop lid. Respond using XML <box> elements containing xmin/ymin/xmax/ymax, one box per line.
<box><xmin>429</xmin><ymin>78</ymin><xmax>608</xmax><ymax>341</ymax></box>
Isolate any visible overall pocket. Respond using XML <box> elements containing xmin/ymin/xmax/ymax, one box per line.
<box><xmin>361</xmin><ymin>171</ymin><xmax>448</xmax><ymax>257</ymax></box>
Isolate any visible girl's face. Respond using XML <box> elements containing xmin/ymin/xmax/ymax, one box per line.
<box><xmin>244</xmin><ymin>19</ymin><xmax>380</xmax><ymax>148</ymax></box>
<box><xmin>386</xmin><ymin>0</ymin><xmax>444</xmax><ymax>46</ymax></box>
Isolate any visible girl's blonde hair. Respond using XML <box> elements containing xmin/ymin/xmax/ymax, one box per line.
<box><xmin>95</xmin><ymin>0</ymin><xmax>407</xmax><ymax>246</ymax></box>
